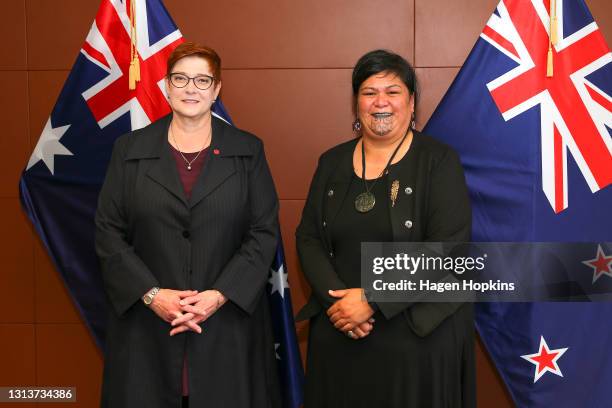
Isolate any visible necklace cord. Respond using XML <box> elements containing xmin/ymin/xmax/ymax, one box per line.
<box><xmin>169</xmin><ymin>124</ymin><xmax>211</xmax><ymax>170</ymax></box>
<box><xmin>360</xmin><ymin>126</ymin><xmax>410</xmax><ymax>193</ymax></box>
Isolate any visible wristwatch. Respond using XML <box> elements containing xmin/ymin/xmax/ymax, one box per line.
<box><xmin>142</xmin><ymin>287</ymin><xmax>160</xmax><ymax>306</ymax></box>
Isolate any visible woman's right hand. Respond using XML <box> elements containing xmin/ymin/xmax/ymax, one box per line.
<box><xmin>348</xmin><ymin>318</ymin><xmax>376</xmax><ymax>339</ymax></box>
<box><xmin>149</xmin><ymin>289</ymin><xmax>202</xmax><ymax>334</ymax></box>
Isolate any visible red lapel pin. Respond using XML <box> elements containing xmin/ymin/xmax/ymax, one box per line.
<box><xmin>213</xmin><ymin>149</ymin><xmax>220</xmax><ymax>155</ymax></box>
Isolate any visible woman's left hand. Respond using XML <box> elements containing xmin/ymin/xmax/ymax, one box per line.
<box><xmin>169</xmin><ymin>290</ymin><xmax>227</xmax><ymax>336</ymax></box>
<box><xmin>327</xmin><ymin>288</ymin><xmax>374</xmax><ymax>333</ymax></box>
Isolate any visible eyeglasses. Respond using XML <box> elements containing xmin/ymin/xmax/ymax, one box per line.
<box><xmin>168</xmin><ymin>73</ymin><xmax>215</xmax><ymax>90</ymax></box>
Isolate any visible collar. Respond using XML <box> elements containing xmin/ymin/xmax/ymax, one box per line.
<box><xmin>124</xmin><ymin>113</ymin><xmax>253</xmax><ymax>160</ymax></box>
<box><xmin>328</xmin><ymin>131</ymin><xmax>422</xmax><ymax>183</ymax></box>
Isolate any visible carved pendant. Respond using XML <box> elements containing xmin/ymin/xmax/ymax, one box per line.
<box><xmin>355</xmin><ymin>192</ymin><xmax>375</xmax><ymax>213</ymax></box>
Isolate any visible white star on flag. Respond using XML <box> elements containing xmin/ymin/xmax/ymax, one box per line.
<box><xmin>269</xmin><ymin>264</ymin><xmax>289</xmax><ymax>298</ymax></box>
<box><xmin>582</xmin><ymin>245</ymin><xmax>612</xmax><ymax>284</ymax></box>
<box><xmin>521</xmin><ymin>336</ymin><xmax>568</xmax><ymax>383</ymax></box>
<box><xmin>27</xmin><ymin>116</ymin><xmax>73</xmax><ymax>175</ymax></box>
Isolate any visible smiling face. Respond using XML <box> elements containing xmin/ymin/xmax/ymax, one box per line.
<box><xmin>165</xmin><ymin>55</ymin><xmax>221</xmax><ymax>121</ymax></box>
<box><xmin>356</xmin><ymin>71</ymin><xmax>414</xmax><ymax>140</ymax></box>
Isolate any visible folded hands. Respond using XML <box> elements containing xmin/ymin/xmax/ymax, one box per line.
<box><xmin>149</xmin><ymin>288</ymin><xmax>227</xmax><ymax>336</ymax></box>
<box><xmin>327</xmin><ymin>288</ymin><xmax>375</xmax><ymax>340</ymax></box>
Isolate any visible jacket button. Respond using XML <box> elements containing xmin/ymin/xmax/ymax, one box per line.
<box><xmin>405</xmin><ymin>187</ymin><xmax>413</xmax><ymax>195</ymax></box>
<box><xmin>182</xmin><ymin>230</ymin><xmax>190</xmax><ymax>238</ymax></box>
<box><xmin>328</xmin><ymin>189</ymin><xmax>334</xmax><ymax>197</ymax></box>
<box><xmin>404</xmin><ymin>220</ymin><xmax>413</xmax><ymax>229</ymax></box>
<box><xmin>329</xmin><ymin>251</ymin><xmax>335</xmax><ymax>258</ymax></box>
<box><xmin>322</xmin><ymin>221</ymin><xmax>327</xmax><ymax>227</ymax></box>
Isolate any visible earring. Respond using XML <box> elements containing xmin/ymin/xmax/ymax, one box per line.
<box><xmin>352</xmin><ymin>118</ymin><xmax>361</xmax><ymax>133</ymax></box>
<box><xmin>410</xmin><ymin>113</ymin><xmax>416</xmax><ymax>129</ymax></box>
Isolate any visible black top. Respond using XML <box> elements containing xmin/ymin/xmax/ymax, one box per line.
<box><xmin>331</xmin><ymin>173</ymin><xmax>393</xmax><ymax>288</ymax></box>
<box><xmin>297</xmin><ymin>132</ymin><xmax>473</xmax><ymax>326</ymax></box>
<box><xmin>296</xmin><ymin>132</ymin><xmax>475</xmax><ymax>408</ymax></box>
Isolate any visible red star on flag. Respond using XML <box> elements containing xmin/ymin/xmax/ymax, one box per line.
<box><xmin>521</xmin><ymin>336</ymin><xmax>568</xmax><ymax>383</ymax></box>
<box><xmin>582</xmin><ymin>245</ymin><xmax>612</xmax><ymax>284</ymax></box>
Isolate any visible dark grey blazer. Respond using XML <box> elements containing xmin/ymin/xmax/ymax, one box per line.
<box><xmin>95</xmin><ymin>114</ymin><xmax>281</xmax><ymax>408</ymax></box>
<box><xmin>295</xmin><ymin>131</ymin><xmax>472</xmax><ymax>336</ymax></box>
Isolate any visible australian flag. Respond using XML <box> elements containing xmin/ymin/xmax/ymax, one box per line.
<box><xmin>19</xmin><ymin>1</ymin><xmax>303</xmax><ymax>406</ymax></box>
<box><xmin>424</xmin><ymin>0</ymin><xmax>611</xmax><ymax>406</ymax></box>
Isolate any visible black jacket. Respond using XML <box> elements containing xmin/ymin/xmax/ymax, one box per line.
<box><xmin>296</xmin><ymin>131</ymin><xmax>472</xmax><ymax>336</ymax></box>
<box><xmin>95</xmin><ymin>114</ymin><xmax>281</xmax><ymax>408</ymax></box>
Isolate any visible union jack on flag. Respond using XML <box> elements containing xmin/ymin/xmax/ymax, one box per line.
<box><xmin>482</xmin><ymin>0</ymin><xmax>611</xmax><ymax>213</ymax></box>
<box><xmin>425</xmin><ymin>0</ymin><xmax>611</xmax><ymax>406</ymax></box>
<box><xmin>19</xmin><ymin>1</ymin><xmax>302</xmax><ymax>406</ymax></box>
<box><xmin>80</xmin><ymin>0</ymin><xmax>181</xmax><ymax>129</ymax></box>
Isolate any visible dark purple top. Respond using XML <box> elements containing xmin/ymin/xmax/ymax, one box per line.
<box><xmin>169</xmin><ymin>144</ymin><xmax>209</xmax><ymax>200</ymax></box>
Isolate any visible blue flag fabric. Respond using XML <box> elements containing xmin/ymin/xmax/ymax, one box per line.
<box><xmin>423</xmin><ymin>0</ymin><xmax>611</xmax><ymax>406</ymax></box>
<box><xmin>19</xmin><ymin>1</ymin><xmax>303</xmax><ymax>406</ymax></box>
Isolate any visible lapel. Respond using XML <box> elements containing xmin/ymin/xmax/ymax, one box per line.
<box><xmin>189</xmin><ymin>117</ymin><xmax>248</xmax><ymax>209</ymax></box>
<box><xmin>322</xmin><ymin>139</ymin><xmax>358</xmax><ymax>246</ymax></box>
<box><xmin>386</xmin><ymin>131</ymin><xmax>421</xmax><ymax>241</ymax></box>
<box><xmin>125</xmin><ymin>115</ymin><xmax>252</xmax><ymax>209</ymax></box>
<box><xmin>125</xmin><ymin>114</ymin><xmax>189</xmax><ymax>207</ymax></box>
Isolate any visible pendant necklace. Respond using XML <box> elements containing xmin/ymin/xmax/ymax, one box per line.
<box><xmin>169</xmin><ymin>125</ymin><xmax>210</xmax><ymax>171</ymax></box>
<box><xmin>355</xmin><ymin>128</ymin><xmax>409</xmax><ymax>213</ymax></box>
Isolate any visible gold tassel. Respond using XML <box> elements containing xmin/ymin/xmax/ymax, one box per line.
<box><xmin>128</xmin><ymin>1</ymin><xmax>140</xmax><ymax>90</ymax></box>
<box><xmin>546</xmin><ymin>46</ymin><xmax>553</xmax><ymax>77</ymax></box>
<box><xmin>129</xmin><ymin>60</ymin><xmax>137</xmax><ymax>90</ymax></box>
<box><xmin>134</xmin><ymin>53</ymin><xmax>141</xmax><ymax>82</ymax></box>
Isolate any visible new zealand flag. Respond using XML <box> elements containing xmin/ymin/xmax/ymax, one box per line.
<box><xmin>424</xmin><ymin>0</ymin><xmax>611</xmax><ymax>406</ymax></box>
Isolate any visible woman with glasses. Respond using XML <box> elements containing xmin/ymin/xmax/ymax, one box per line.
<box><xmin>95</xmin><ymin>42</ymin><xmax>281</xmax><ymax>408</ymax></box>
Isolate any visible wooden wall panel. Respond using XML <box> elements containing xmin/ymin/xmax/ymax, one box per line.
<box><xmin>415</xmin><ymin>0</ymin><xmax>499</xmax><ymax>67</ymax></box>
<box><xmin>0</xmin><ymin>73</ymin><xmax>29</xmax><ymax>198</ymax></box>
<box><xmin>587</xmin><ymin>0</ymin><xmax>612</xmax><ymax>44</ymax></box>
<box><xmin>0</xmin><ymin>324</ymin><xmax>36</xmax><ymax>408</ymax></box>
<box><xmin>26</xmin><ymin>0</ymin><xmax>98</xmax><ymax>70</ymax></box>
<box><xmin>0</xmin><ymin>200</ymin><xmax>34</xmax><ymax>323</ymax></box>
<box><xmin>0</xmin><ymin>325</ymin><xmax>36</xmax><ymax>385</ymax></box>
<box><xmin>166</xmin><ymin>0</ymin><xmax>415</xmax><ymax>69</ymax></box>
<box><xmin>36</xmin><ymin>324</ymin><xmax>102</xmax><ymax>408</ymax></box>
<box><xmin>0</xmin><ymin>1</ymin><xmax>27</xmax><ymax>70</ymax></box>
<box><xmin>415</xmin><ymin>67</ymin><xmax>460</xmax><ymax>129</ymax></box>
<box><xmin>222</xmin><ymin>69</ymin><xmax>354</xmax><ymax>200</ymax></box>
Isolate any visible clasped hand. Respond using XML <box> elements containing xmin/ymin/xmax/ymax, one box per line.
<box><xmin>327</xmin><ymin>288</ymin><xmax>375</xmax><ymax>340</ymax></box>
<box><xmin>149</xmin><ymin>288</ymin><xmax>227</xmax><ymax>336</ymax></box>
